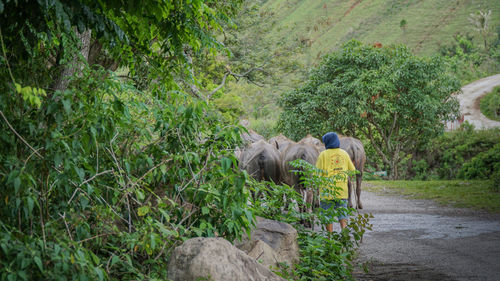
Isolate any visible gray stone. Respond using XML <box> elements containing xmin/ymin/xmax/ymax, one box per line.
<box><xmin>244</xmin><ymin>240</ymin><xmax>280</xmax><ymax>269</ymax></box>
<box><xmin>167</xmin><ymin>237</ymin><xmax>285</xmax><ymax>281</ymax></box>
<box><xmin>236</xmin><ymin>217</ymin><xmax>299</xmax><ymax>267</ymax></box>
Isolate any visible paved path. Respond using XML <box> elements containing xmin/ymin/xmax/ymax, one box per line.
<box><xmin>353</xmin><ymin>188</ymin><xmax>500</xmax><ymax>281</ymax></box>
<box><xmin>457</xmin><ymin>74</ymin><xmax>500</xmax><ymax>129</ymax></box>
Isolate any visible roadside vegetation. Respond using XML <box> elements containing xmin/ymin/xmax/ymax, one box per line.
<box><xmin>480</xmin><ymin>86</ymin><xmax>500</xmax><ymax>121</ymax></box>
<box><xmin>365</xmin><ymin>180</ymin><xmax>500</xmax><ymax>213</ymax></box>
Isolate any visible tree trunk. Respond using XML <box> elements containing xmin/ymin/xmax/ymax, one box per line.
<box><xmin>52</xmin><ymin>29</ymin><xmax>92</xmax><ymax>93</ymax></box>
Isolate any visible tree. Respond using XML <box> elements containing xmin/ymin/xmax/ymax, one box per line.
<box><xmin>278</xmin><ymin>40</ymin><xmax>461</xmax><ymax>179</ymax></box>
<box><xmin>468</xmin><ymin>10</ymin><xmax>492</xmax><ymax>51</ymax></box>
<box><xmin>0</xmin><ymin>0</ymin><xmax>242</xmax><ymax>94</ymax></box>
<box><xmin>400</xmin><ymin>19</ymin><xmax>407</xmax><ymax>33</ymax></box>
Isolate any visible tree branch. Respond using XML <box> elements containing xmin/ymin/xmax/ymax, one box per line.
<box><xmin>0</xmin><ymin>110</ymin><xmax>43</xmax><ymax>159</ymax></box>
<box><xmin>183</xmin><ymin>50</ymin><xmax>268</xmax><ymax>100</ymax></box>
<box><xmin>366</xmin><ymin>126</ymin><xmax>390</xmax><ymax>165</ymax></box>
<box><xmin>206</xmin><ymin>72</ymin><xmax>230</xmax><ymax>100</ymax></box>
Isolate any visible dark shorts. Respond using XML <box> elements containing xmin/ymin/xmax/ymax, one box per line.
<box><xmin>320</xmin><ymin>199</ymin><xmax>349</xmax><ymax>221</ymax></box>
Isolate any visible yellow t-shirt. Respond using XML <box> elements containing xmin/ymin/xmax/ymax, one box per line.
<box><xmin>315</xmin><ymin>148</ymin><xmax>356</xmax><ymax>200</ymax></box>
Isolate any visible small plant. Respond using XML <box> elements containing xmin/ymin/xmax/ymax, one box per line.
<box><xmin>400</xmin><ymin>19</ymin><xmax>407</xmax><ymax>32</ymax></box>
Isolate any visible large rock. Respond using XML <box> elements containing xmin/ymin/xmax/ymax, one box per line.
<box><xmin>236</xmin><ymin>217</ymin><xmax>299</xmax><ymax>267</ymax></box>
<box><xmin>243</xmin><ymin>240</ymin><xmax>280</xmax><ymax>269</ymax></box>
<box><xmin>167</xmin><ymin>237</ymin><xmax>285</xmax><ymax>281</ymax></box>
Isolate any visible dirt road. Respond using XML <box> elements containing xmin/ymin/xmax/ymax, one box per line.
<box><xmin>352</xmin><ymin>187</ymin><xmax>500</xmax><ymax>281</ymax></box>
<box><xmin>457</xmin><ymin>74</ymin><xmax>500</xmax><ymax>129</ymax></box>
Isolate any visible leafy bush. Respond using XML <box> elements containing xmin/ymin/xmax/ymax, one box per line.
<box><xmin>411</xmin><ymin>159</ymin><xmax>431</xmax><ymax>180</ymax></box>
<box><xmin>0</xmin><ymin>67</ymin><xmax>254</xmax><ymax>279</ymax></box>
<box><xmin>490</xmin><ymin>169</ymin><xmax>500</xmax><ymax>192</ymax></box>
<box><xmin>458</xmin><ymin>143</ymin><xmax>500</xmax><ymax>180</ymax></box>
<box><xmin>0</xmin><ymin>1</ymin><xmax>254</xmax><ymax>279</ymax></box>
<box><xmin>414</xmin><ymin>127</ymin><xmax>500</xmax><ymax>179</ymax></box>
<box><xmin>480</xmin><ymin>86</ymin><xmax>500</xmax><ymax>121</ymax></box>
<box><xmin>440</xmin><ymin>33</ymin><xmax>500</xmax><ymax>84</ymax></box>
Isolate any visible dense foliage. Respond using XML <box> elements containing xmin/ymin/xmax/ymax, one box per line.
<box><xmin>0</xmin><ymin>1</ymin><xmax>259</xmax><ymax>280</ymax></box>
<box><xmin>409</xmin><ymin>127</ymin><xmax>500</xmax><ymax>185</ymax></box>
<box><xmin>439</xmin><ymin>32</ymin><xmax>500</xmax><ymax>84</ymax></box>
<box><xmin>278</xmin><ymin>40</ymin><xmax>461</xmax><ymax>179</ymax></box>
<box><xmin>480</xmin><ymin>86</ymin><xmax>500</xmax><ymax>121</ymax></box>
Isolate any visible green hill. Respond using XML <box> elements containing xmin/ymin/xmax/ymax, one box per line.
<box><xmin>227</xmin><ymin>0</ymin><xmax>500</xmax><ymax>136</ymax></box>
<box><xmin>257</xmin><ymin>0</ymin><xmax>499</xmax><ymax>62</ymax></box>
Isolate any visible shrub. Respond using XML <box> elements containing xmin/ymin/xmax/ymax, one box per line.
<box><xmin>458</xmin><ymin>143</ymin><xmax>500</xmax><ymax>180</ymax></box>
<box><xmin>414</xmin><ymin>127</ymin><xmax>500</xmax><ymax>179</ymax></box>
<box><xmin>0</xmin><ymin>68</ymin><xmax>253</xmax><ymax>279</ymax></box>
<box><xmin>480</xmin><ymin>86</ymin><xmax>500</xmax><ymax>121</ymax></box>
<box><xmin>490</xmin><ymin>169</ymin><xmax>500</xmax><ymax>192</ymax></box>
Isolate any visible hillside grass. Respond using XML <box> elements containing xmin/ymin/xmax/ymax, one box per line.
<box><xmin>261</xmin><ymin>0</ymin><xmax>500</xmax><ymax>61</ymax></box>
<box><xmin>365</xmin><ymin>180</ymin><xmax>500</xmax><ymax>213</ymax></box>
<box><xmin>234</xmin><ymin>0</ymin><xmax>500</xmax><ymax>133</ymax></box>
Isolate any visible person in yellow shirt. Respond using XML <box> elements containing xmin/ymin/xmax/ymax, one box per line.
<box><xmin>315</xmin><ymin>132</ymin><xmax>356</xmax><ymax>232</ymax></box>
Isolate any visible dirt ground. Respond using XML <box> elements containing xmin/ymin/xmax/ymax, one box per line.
<box><xmin>350</xmin><ymin>185</ymin><xmax>500</xmax><ymax>281</ymax></box>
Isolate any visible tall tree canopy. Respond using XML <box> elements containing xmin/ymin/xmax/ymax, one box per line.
<box><xmin>0</xmin><ymin>0</ymin><xmax>242</xmax><ymax>93</ymax></box>
<box><xmin>278</xmin><ymin>40</ymin><xmax>461</xmax><ymax>179</ymax></box>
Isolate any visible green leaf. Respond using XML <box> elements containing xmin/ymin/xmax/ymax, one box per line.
<box><xmin>27</xmin><ymin>197</ymin><xmax>34</xmax><ymax>216</ymax></box>
<box><xmin>62</xmin><ymin>99</ymin><xmax>72</xmax><ymax>114</ymax></box>
<box><xmin>136</xmin><ymin>189</ymin><xmax>145</xmax><ymax>201</ymax></box>
<box><xmin>202</xmin><ymin>206</ymin><xmax>209</xmax><ymax>215</ymax></box>
<box><xmin>160</xmin><ymin>164</ymin><xmax>167</xmax><ymax>174</ymax></box>
<box><xmin>111</xmin><ymin>255</ymin><xmax>120</xmax><ymax>267</ymax></box>
<box><xmin>137</xmin><ymin>206</ymin><xmax>150</xmax><ymax>216</ymax></box>
<box><xmin>221</xmin><ymin>157</ymin><xmax>231</xmax><ymax>172</ymax></box>
<box><xmin>159</xmin><ymin>209</ymin><xmax>170</xmax><ymax>221</ymax></box>
<box><xmin>21</xmin><ymin>257</ymin><xmax>31</xmax><ymax>269</ymax></box>
<box><xmin>95</xmin><ymin>268</ymin><xmax>104</xmax><ymax>281</ymax></box>
<box><xmin>13</xmin><ymin>177</ymin><xmax>21</xmax><ymax>194</ymax></box>
<box><xmin>34</xmin><ymin>256</ymin><xmax>43</xmax><ymax>272</ymax></box>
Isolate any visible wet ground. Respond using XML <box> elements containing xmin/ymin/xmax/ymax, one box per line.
<box><xmin>351</xmin><ymin>187</ymin><xmax>500</xmax><ymax>281</ymax></box>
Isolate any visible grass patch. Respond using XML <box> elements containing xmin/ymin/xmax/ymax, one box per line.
<box><xmin>480</xmin><ymin>86</ymin><xmax>500</xmax><ymax>121</ymax></box>
<box><xmin>365</xmin><ymin>180</ymin><xmax>500</xmax><ymax>213</ymax></box>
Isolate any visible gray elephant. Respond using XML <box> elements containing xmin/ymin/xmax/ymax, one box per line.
<box><xmin>268</xmin><ymin>134</ymin><xmax>296</xmax><ymax>152</ymax></box>
<box><xmin>238</xmin><ymin>140</ymin><xmax>282</xmax><ymax>200</ymax></box>
<box><xmin>280</xmin><ymin>141</ymin><xmax>320</xmax><ymax>227</ymax></box>
<box><xmin>339</xmin><ymin>136</ymin><xmax>366</xmax><ymax>209</ymax></box>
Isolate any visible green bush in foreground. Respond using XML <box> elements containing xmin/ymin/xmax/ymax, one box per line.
<box><xmin>0</xmin><ymin>69</ymin><xmax>253</xmax><ymax>280</ymax></box>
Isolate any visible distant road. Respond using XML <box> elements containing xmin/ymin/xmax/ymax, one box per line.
<box><xmin>457</xmin><ymin>74</ymin><xmax>500</xmax><ymax>129</ymax></box>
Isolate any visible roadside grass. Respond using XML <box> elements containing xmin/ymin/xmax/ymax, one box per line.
<box><xmin>365</xmin><ymin>180</ymin><xmax>500</xmax><ymax>213</ymax></box>
<box><xmin>480</xmin><ymin>86</ymin><xmax>500</xmax><ymax>121</ymax></box>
